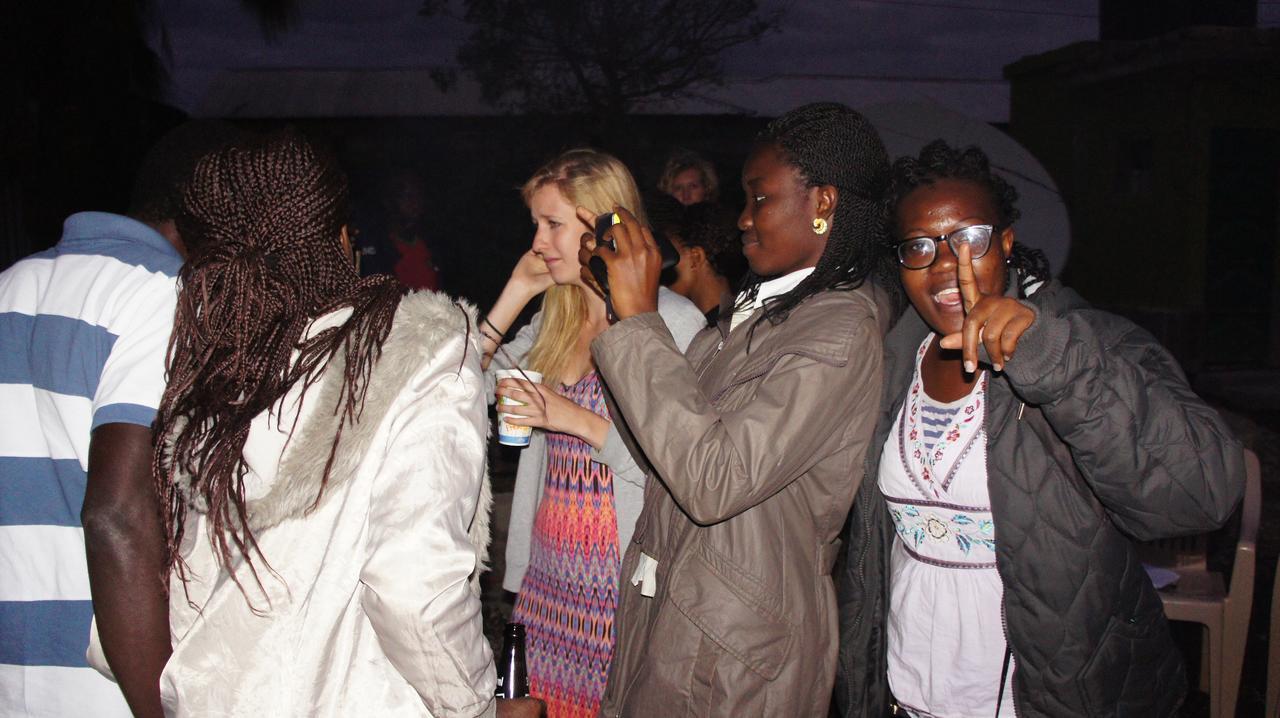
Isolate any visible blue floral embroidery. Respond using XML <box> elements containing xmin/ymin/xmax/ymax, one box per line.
<box><xmin>889</xmin><ymin>504</ymin><xmax>997</xmax><ymax>557</ymax></box>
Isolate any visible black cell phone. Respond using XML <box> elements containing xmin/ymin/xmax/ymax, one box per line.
<box><xmin>588</xmin><ymin>211</ymin><xmax>681</xmax><ymax>321</ymax></box>
<box><xmin>593</xmin><ymin>212</ymin><xmax>680</xmax><ymax>267</ymax></box>
<box><xmin>587</xmin><ymin>213</ymin><xmax>619</xmax><ymax>302</ymax></box>
<box><xmin>593</xmin><ymin>212</ymin><xmax>620</xmax><ymax>251</ymax></box>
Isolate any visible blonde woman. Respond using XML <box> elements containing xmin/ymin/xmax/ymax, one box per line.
<box><xmin>479</xmin><ymin>149</ymin><xmax>704</xmax><ymax>718</ymax></box>
<box><xmin>657</xmin><ymin>148</ymin><xmax>719</xmax><ymax>206</ymax></box>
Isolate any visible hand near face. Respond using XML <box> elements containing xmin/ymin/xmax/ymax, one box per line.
<box><xmin>937</xmin><ymin>242</ymin><xmax>1036</xmax><ymax>373</ymax></box>
<box><xmin>575</xmin><ymin>206</ymin><xmax>661</xmax><ymax>320</ymax></box>
<box><xmin>508</xmin><ymin>249</ymin><xmax>555</xmax><ymax>298</ymax></box>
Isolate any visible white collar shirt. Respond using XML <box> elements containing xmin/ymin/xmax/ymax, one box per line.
<box><xmin>729</xmin><ymin>267</ymin><xmax>816</xmax><ymax>332</ymax></box>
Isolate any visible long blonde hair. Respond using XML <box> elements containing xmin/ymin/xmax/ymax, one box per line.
<box><xmin>522</xmin><ymin>149</ymin><xmax>647</xmax><ymax>385</ymax></box>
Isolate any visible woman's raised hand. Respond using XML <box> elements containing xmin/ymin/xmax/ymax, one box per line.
<box><xmin>575</xmin><ymin>206</ymin><xmax>660</xmax><ymax>320</ymax></box>
<box><xmin>509</xmin><ymin>249</ymin><xmax>555</xmax><ymax>299</ymax></box>
<box><xmin>937</xmin><ymin>242</ymin><xmax>1036</xmax><ymax>374</ymax></box>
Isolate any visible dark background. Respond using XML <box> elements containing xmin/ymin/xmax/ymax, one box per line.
<box><xmin>3</xmin><ymin>1</ymin><xmax>1278</xmax><ymax>715</ymax></box>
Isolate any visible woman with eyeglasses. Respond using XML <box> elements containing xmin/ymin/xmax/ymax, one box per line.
<box><xmin>834</xmin><ymin>139</ymin><xmax>1246</xmax><ymax>718</ymax></box>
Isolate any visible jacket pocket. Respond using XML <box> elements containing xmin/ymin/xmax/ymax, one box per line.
<box><xmin>1075</xmin><ymin>608</ymin><xmax>1174</xmax><ymax>716</ymax></box>
<box><xmin>667</xmin><ymin>546</ymin><xmax>796</xmax><ymax>681</ymax></box>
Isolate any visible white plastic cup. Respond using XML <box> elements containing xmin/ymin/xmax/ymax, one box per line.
<box><xmin>495</xmin><ymin>369</ymin><xmax>543</xmax><ymax>447</ymax></box>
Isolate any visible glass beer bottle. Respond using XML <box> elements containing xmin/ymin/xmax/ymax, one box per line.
<box><xmin>495</xmin><ymin>622</ymin><xmax>529</xmax><ymax>699</ymax></box>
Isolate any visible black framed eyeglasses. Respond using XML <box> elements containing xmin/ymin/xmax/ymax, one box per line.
<box><xmin>896</xmin><ymin>224</ymin><xmax>1001</xmax><ymax>270</ymax></box>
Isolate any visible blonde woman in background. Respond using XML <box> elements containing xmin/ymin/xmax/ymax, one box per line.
<box><xmin>479</xmin><ymin>149</ymin><xmax>704</xmax><ymax>718</ymax></box>
<box><xmin>657</xmin><ymin>148</ymin><xmax>719</xmax><ymax>206</ymax></box>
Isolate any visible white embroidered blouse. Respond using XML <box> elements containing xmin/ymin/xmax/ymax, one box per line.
<box><xmin>878</xmin><ymin>335</ymin><xmax>1016</xmax><ymax>718</ymax></box>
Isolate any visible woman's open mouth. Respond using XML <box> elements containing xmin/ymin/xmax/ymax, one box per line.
<box><xmin>933</xmin><ymin>286</ymin><xmax>962</xmax><ymax>308</ymax></box>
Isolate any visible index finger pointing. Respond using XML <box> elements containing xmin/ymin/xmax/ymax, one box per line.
<box><xmin>955</xmin><ymin>240</ymin><xmax>981</xmax><ymax>314</ymax></box>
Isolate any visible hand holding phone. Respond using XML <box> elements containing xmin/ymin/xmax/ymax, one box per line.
<box><xmin>587</xmin><ymin>212</ymin><xmax>621</xmax><ymax>301</ymax></box>
<box><xmin>577</xmin><ymin>207</ymin><xmax>663</xmax><ymax>321</ymax></box>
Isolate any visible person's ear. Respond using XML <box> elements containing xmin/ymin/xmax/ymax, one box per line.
<box><xmin>340</xmin><ymin>225</ymin><xmax>354</xmax><ymax>266</ymax></box>
<box><xmin>686</xmin><ymin>245</ymin><xmax>708</xmax><ymax>270</ymax></box>
<box><xmin>814</xmin><ymin>184</ymin><xmax>838</xmax><ymax>222</ymax></box>
<box><xmin>1000</xmin><ymin>225</ymin><xmax>1015</xmax><ymax>258</ymax></box>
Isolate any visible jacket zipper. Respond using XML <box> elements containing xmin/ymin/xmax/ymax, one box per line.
<box><xmin>998</xmin><ymin>599</ymin><xmax>1017</xmax><ymax>717</ymax></box>
<box><xmin>694</xmin><ymin>336</ymin><xmax>726</xmax><ymax>383</ymax></box>
<box><xmin>993</xmin><ymin>397</ymin><xmax>1027</xmax><ymax>717</ymax></box>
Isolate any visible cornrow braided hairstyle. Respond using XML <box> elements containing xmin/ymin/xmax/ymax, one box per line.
<box><xmin>679</xmin><ymin>201</ymin><xmax>746</xmax><ymax>285</ymax></box>
<box><xmin>153</xmin><ymin>129</ymin><xmax>406</xmax><ymax>596</ymax></box>
<box><xmin>741</xmin><ymin>102</ymin><xmax>895</xmax><ymax>328</ymax></box>
<box><xmin>885</xmin><ymin>139</ymin><xmax>1051</xmax><ymax>295</ymax></box>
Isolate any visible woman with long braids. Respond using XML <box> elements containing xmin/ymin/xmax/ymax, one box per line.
<box><xmin>478</xmin><ymin>149</ymin><xmax>704</xmax><ymax>718</ymax></box>
<box><xmin>836</xmin><ymin>140</ymin><xmax>1244</xmax><ymax>717</ymax></box>
<box><xmin>580</xmin><ymin>103</ymin><xmax>894</xmax><ymax>716</ymax></box>
<box><xmin>153</xmin><ymin>130</ymin><xmax>540</xmax><ymax>718</ymax></box>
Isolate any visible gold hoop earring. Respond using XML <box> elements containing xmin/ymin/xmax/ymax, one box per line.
<box><xmin>812</xmin><ymin>217</ymin><xmax>828</xmax><ymax>235</ymax></box>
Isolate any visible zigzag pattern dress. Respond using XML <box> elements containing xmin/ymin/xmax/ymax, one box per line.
<box><xmin>510</xmin><ymin>371</ymin><xmax>620</xmax><ymax>718</ymax></box>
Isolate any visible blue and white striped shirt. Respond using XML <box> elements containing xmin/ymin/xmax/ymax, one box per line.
<box><xmin>919</xmin><ymin>394</ymin><xmax>964</xmax><ymax>462</ymax></box>
<box><xmin>0</xmin><ymin>212</ymin><xmax>180</xmax><ymax>716</ymax></box>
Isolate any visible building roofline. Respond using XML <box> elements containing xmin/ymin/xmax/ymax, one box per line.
<box><xmin>1004</xmin><ymin>26</ymin><xmax>1280</xmax><ymax>81</ymax></box>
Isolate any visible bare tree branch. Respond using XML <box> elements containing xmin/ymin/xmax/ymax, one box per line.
<box><xmin>442</xmin><ymin>0</ymin><xmax>780</xmax><ymax>118</ymax></box>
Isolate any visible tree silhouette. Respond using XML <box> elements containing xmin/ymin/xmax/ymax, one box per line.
<box><xmin>430</xmin><ymin>0</ymin><xmax>779</xmax><ymax>119</ymax></box>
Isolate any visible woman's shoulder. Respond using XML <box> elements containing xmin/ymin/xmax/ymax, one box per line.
<box><xmin>656</xmin><ymin>286</ymin><xmax>708</xmax><ymax>349</ymax></box>
<box><xmin>394</xmin><ymin>289</ymin><xmax>475</xmax><ymax>332</ymax></box>
<box><xmin>746</xmin><ymin>286</ymin><xmax>885</xmax><ymax>367</ymax></box>
<box><xmin>1026</xmin><ymin>279</ymin><xmax>1144</xmax><ymax>341</ymax></box>
<box><xmin>382</xmin><ymin>290</ymin><xmax>478</xmax><ymax>372</ymax></box>
<box><xmin>656</xmin><ymin>286</ymin><xmax>704</xmax><ymax>321</ymax></box>
<box><xmin>790</xmin><ymin>284</ymin><xmax>885</xmax><ymax>331</ymax></box>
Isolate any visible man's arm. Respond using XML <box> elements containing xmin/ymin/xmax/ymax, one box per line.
<box><xmin>82</xmin><ymin>423</ymin><xmax>169</xmax><ymax>718</ymax></box>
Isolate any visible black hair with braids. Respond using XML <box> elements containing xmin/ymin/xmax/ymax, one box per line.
<box><xmin>154</xmin><ymin>129</ymin><xmax>406</xmax><ymax>596</ymax></box>
<box><xmin>644</xmin><ymin>190</ymin><xmax>685</xmax><ymax>237</ymax></box>
<box><xmin>741</xmin><ymin>102</ymin><xmax>896</xmax><ymax>327</ymax></box>
<box><xmin>679</xmin><ymin>201</ymin><xmax>746</xmax><ymax>285</ymax></box>
<box><xmin>885</xmin><ymin>139</ymin><xmax>1051</xmax><ymax>294</ymax></box>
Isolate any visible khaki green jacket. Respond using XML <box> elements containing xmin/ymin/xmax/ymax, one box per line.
<box><xmin>592</xmin><ymin>285</ymin><xmax>888</xmax><ymax>717</ymax></box>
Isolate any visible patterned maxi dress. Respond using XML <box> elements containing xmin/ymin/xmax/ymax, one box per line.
<box><xmin>510</xmin><ymin>371</ymin><xmax>621</xmax><ymax>718</ymax></box>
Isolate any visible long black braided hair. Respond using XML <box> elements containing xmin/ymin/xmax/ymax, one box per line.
<box><xmin>738</xmin><ymin>102</ymin><xmax>897</xmax><ymax>328</ymax></box>
<box><xmin>884</xmin><ymin>139</ymin><xmax>1051</xmax><ymax>296</ymax></box>
<box><xmin>155</xmin><ymin>129</ymin><xmax>407</xmax><ymax>596</ymax></box>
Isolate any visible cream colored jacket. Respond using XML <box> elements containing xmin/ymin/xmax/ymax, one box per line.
<box><xmin>158</xmin><ymin>292</ymin><xmax>497</xmax><ymax>717</ymax></box>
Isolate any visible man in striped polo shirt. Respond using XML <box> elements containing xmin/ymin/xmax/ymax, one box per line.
<box><xmin>0</xmin><ymin>124</ymin><xmax>237</xmax><ymax>717</ymax></box>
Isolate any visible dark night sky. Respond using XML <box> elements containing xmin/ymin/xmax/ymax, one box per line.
<box><xmin>154</xmin><ymin>0</ymin><xmax>1280</xmax><ymax>120</ymax></box>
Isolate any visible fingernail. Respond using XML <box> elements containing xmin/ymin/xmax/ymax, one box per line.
<box><xmin>964</xmin><ymin>360</ymin><xmax>976</xmax><ymax>373</ymax></box>
<box><xmin>994</xmin><ymin>363</ymin><xmax>1003</xmax><ymax>372</ymax></box>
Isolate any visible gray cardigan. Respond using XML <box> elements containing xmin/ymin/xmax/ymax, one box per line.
<box><xmin>488</xmin><ymin>287</ymin><xmax>706</xmax><ymax>592</ymax></box>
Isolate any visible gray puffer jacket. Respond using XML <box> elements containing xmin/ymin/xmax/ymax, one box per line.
<box><xmin>836</xmin><ymin>280</ymin><xmax>1245</xmax><ymax>717</ymax></box>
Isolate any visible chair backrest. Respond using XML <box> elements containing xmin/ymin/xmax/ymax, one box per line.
<box><xmin>1137</xmin><ymin>531</ymin><xmax>1210</xmax><ymax>572</ymax></box>
<box><xmin>1229</xmin><ymin>448</ymin><xmax>1261</xmax><ymax>601</ymax></box>
<box><xmin>1139</xmin><ymin>534</ymin><xmax>1211</xmax><ymax>570</ymax></box>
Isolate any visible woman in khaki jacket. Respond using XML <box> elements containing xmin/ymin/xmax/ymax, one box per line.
<box><xmin>580</xmin><ymin>103</ymin><xmax>893</xmax><ymax>716</ymax></box>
